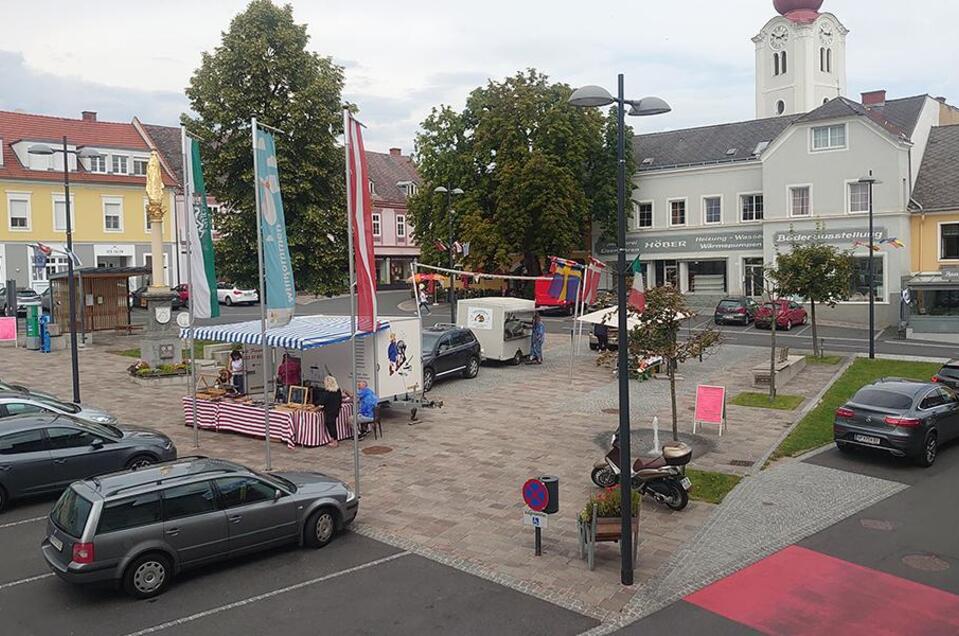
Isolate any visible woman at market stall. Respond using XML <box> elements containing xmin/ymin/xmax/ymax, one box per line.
<box><xmin>313</xmin><ymin>375</ymin><xmax>343</xmax><ymax>448</ymax></box>
<box><xmin>229</xmin><ymin>350</ymin><xmax>246</xmax><ymax>394</ymax></box>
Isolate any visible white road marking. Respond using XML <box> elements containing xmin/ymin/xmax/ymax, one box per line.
<box><xmin>793</xmin><ymin>325</ymin><xmax>811</xmax><ymax>336</ymax></box>
<box><xmin>0</xmin><ymin>572</ymin><xmax>55</xmax><ymax>591</ymax></box>
<box><xmin>123</xmin><ymin>551</ymin><xmax>411</xmax><ymax>636</ymax></box>
<box><xmin>0</xmin><ymin>515</ymin><xmax>46</xmax><ymax>530</ymax></box>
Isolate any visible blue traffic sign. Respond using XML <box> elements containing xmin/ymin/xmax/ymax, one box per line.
<box><xmin>523</xmin><ymin>478</ymin><xmax>549</xmax><ymax>512</ymax></box>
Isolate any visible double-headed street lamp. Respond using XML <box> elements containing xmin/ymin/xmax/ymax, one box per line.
<box><xmin>858</xmin><ymin>171</ymin><xmax>880</xmax><ymax>359</ymax></box>
<box><xmin>434</xmin><ymin>185</ymin><xmax>464</xmax><ymax>322</ymax></box>
<box><xmin>28</xmin><ymin>138</ymin><xmax>103</xmax><ymax>404</ymax></box>
<box><xmin>569</xmin><ymin>75</ymin><xmax>670</xmax><ymax>586</ymax></box>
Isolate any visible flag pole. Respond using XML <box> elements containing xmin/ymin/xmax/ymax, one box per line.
<box><xmin>344</xmin><ymin>107</ymin><xmax>361</xmax><ymax>497</ymax></box>
<box><xmin>411</xmin><ymin>259</ymin><xmax>422</xmax><ymax>322</ymax></box>
<box><xmin>181</xmin><ymin>127</ymin><xmax>199</xmax><ymax>448</ymax></box>
<box><xmin>252</xmin><ymin>117</ymin><xmax>272</xmax><ymax>471</ymax></box>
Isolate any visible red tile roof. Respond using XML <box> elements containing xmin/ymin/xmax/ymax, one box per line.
<box><xmin>0</xmin><ymin>110</ymin><xmax>176</xmax><ymax>187</ymax></box>
<box><xmin>367</xmin><ymin>150</ymin><xmax>421</xmax><ymax>207</ymax></box>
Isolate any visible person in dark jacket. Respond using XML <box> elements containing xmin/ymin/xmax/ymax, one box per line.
<box><xmin>313</xmin><ymin>375</ymin><xmax>344</xmax><ymax>448</ymax></box>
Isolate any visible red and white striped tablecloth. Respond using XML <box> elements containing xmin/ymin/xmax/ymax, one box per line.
<box><xmin>181</xmin><ymin>397</ymin><xmax>219</xmax><ymax>430</ymax></box>
<box><xmin>216</xmin><ymin>401</ymin><xmax>297</xmax><ymax>449</ymax></box>
<box><xmin>293</xmin><ymin>402</ymin><xmax>354</xmax><ymax>447</ymax></box>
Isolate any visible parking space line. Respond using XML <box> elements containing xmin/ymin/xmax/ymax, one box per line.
<box><xmin>0</xmin><ymin>572</ymin><xmax>55</xmax><ymax>591</ymax></box>
<box><xmin>793</xmin><ymin>325</ymin><xmax>810</xmax><ymax>336</ymax></box>
<box><xmin>124</xmin><ymin>551</ymin><xmax>411</xmax><ymax>636</ymax></box>
<box><xmin>0</xmin><ymin>515</ymin><xmax>46</xmax><ymax>530</ymax></box>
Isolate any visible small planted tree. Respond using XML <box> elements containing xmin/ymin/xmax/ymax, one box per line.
<box><xmin>774</xmin><ymin>235</ymin><xmax>855</xmax><ymax>358</ymax></box>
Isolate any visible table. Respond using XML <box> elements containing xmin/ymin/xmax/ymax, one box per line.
<box><xmin>181</xmin><ymin>397</ymin><xmax>354</xmax><ymax>448</ymax></box>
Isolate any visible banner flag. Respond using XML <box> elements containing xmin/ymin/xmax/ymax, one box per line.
<box><xmin>628</xmin><ymin>259</ymin><xmax>646</xmax><ymax>313</ymax></box>
<box><xmin>254</xmin><ymin>125</ymin><xmax>296</xmax><ymax>328</ymax></box>
<box><xmin>185</xmin><ymin>134</ymin><xmax>220</xmax><ymax>319</ymax></box>
<box><xmin>584</xmin><ymin>257</ymin><xmax>607</xmax><ymax>304</ymax></box>
<box><xmin>547</xmin><ymin>256</ymin><xmax>584</xmax><ymax>302</ymax></box>
<box><xmin>345</xmin><ymin>112</ymin><xmax>378</xmax><ymax>333</ymax></box>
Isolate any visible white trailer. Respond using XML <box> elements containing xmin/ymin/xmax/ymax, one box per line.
<box><xmin>456</xmin><ymin>297</ymin><xmax>535</xmax><ymax>364</ymax></box>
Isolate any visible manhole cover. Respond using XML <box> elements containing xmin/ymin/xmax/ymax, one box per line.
<box><xmin>362</xmin><ymin>445</ymin><xmax>393</xmax><ymax>456</ymax></box>
<box><xmin>602</xmin><ymin>408</ymin><xmax>619</xmax><ymax>415</ymax></box>
<box><xmin>729</xmin><ymin>459</ymin><xmax>753</xmax><ymax>467</ymax></box>
<box><xmin>902</xmin><ymin>554</ymin><xmax>950</xmax><ymax>572</ymax></box>
<box><xmin>860</xmin><ymin>519</ymin><xmax>895</xmax><ymax>531</ymax></box>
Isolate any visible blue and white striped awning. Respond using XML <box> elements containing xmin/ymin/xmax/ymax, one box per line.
<box><xmin>180</xmin><ymin>315</ymin><xmax>388</xmax><ymax>350</ymax></box>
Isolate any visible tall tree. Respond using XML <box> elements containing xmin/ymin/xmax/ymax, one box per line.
<box><xmin>408</xmin><ymin>69</ymin><xmax>631</xmax><ymax>277</ymax></box>
<box><xmin>183</xmin><ymin>0</ymin><xmax>347</xmax><ymax>295</ymax></box>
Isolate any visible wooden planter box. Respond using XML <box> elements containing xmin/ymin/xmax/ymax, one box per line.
<box><xmin>578</xmin><ymin>502</ymin><xmax>641</xmax><ymax>571</ymax></box>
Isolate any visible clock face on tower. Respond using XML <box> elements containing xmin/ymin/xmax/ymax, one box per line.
<box><xmin>769</xmin><ymin>25</ymin><xmax>790</xmax><ymax>50</ymax></box>
<box><xmin>819</xmin><ymin>22</ymin><xmax>834</xmax><ymax>45</ymax></box>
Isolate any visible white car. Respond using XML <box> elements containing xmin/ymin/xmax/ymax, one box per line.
<box><xmin>216</xmin><ymin>282</ymin><xmax>259</xmax><ymax>306</ymax></box>
<box><xmin>0</xmin><ymin>392</ymin><xmax>117</xmax><ymax>425</ymax></box>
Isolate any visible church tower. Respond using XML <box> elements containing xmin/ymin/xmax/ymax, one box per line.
<box><xmin>753</xmin><ymin>0</ymin><xmax>849</xmax><ymax>118</ymax></box>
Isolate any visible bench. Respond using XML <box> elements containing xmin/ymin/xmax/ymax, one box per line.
<box><xmin>752</xmin><ymin>347</ymin><xmax>807</xmax><ymax>388</ymax></box>
<box><xmin>578</xmin><ymin>503</ymin><xmax>640</xmax><ymax>571</ymax></box>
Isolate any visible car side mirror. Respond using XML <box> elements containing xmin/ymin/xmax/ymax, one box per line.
<box><xmin>274</xmin><ymin>489</ymin><xmax>283</xmax><ymax>502</ymax></box>
<box><xmin>90</xmin><ymin>438</ymin><xmax>104</xmax><ymax>450</ymax></box>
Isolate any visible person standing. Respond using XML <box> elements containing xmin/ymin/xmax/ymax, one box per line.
<box><xmin>528</xmin><ymin>314</ymin><xmax>546</xmax><ymax>364</ymax></box>
<box><xmin>314</xmin><ymin>375</ymin><xmax>344</xmax><ymax>448</ymax></box>
<box><xmin>229</xmin><ymin>350</ymin><xmax>246</xmax><ymax>394</ymax></box>
<box><xmin>418</xmin><ymin>284</ymin><xmax>432</xmax><ymax>316</ymax></box>
<box><xmin>276</xmin><ymin>352</ymin><xmax>301</xmax><ymax>401</ymax></box>
<box><xmin>594</xmin><ymin>322</ymin><xmax>609</xmax><ymax>351</ymax></box>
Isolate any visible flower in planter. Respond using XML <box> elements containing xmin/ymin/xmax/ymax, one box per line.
<box><xmin>580</xmin><ymin>486</ymin><xmax>641</xmax><ymax>522</ymax></box>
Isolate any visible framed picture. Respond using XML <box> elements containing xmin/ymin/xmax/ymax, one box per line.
<box><xmin>287</xmin><ymin>385</ymin><xmax>310</xmax><ymax>406</ymax></box>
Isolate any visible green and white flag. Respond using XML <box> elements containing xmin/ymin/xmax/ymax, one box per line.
<box><xmin>184</xmin><ymin>131</ymin><xmax>219</xmax><ymax>319</ymax></box>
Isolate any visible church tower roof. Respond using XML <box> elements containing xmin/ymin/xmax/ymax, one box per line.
<box><xmin>774</xmin><ymin>0</ymin><xmax>824</xmax><ymax>24</ymax></box>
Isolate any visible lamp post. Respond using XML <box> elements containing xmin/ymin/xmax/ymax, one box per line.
<box><xmin>569</xmin><ymin>76</ymin><xmax>670</xmax><ymax>586</ymax></box>
<box><xmin>858</xmin><ymin>172</ymin><xmax>879</xmax><ymax>359</ymax></box>
<box><xmin>434</xmin><ymin>185</ymin><xmax>464</xmax><ymax>322</ymax></box>
<box><xmin>28</xmin><ymin>139</ymin><xmax>103</xmax><ymax>404</ymax></box>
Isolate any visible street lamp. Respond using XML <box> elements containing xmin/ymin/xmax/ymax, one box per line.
<box><xmin>858</xmin><ymin>171</ymin><xmax>880</xmax><ymax>359</ymax></box>
<box><xmin>569</xmin><ymin>76</ymin><xmax>670</xmax><ymax>587</ymax></box>
<box><xmin>28</xmin><ymin>139</ymin><xmax>102</xmax><ymax>403</ymax></box>
<box><xmin>434</xmin><ymin>185</ymin><xmax>464</xmax><ymax>322</ymax></box>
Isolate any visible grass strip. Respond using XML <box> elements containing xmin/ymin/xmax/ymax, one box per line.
<box><xmin>730</xmin><ymin>392</ymin><xmax>804</xmax><ymax>411</ymax></box>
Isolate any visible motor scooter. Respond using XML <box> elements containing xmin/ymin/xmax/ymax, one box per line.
<box><xmin>590</xmin><ymin>433</ymin><xmax>692</xmax><ymax>510</ymax></box>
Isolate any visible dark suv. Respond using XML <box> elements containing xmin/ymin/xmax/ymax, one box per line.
<box><xmin>42</xmin><ymin>456</ymin><xmax>357</xmax><ymax>598</ymax></box>
<box><xmin>933</xmin><ymin>360</ymin><xmax>959</xmax><ymax>390</ymax></box>
<box><xmin>714</xmin><ymin>297</ymin><xmax>759</xmax><ymax>325</ymax></box>
<box><xmin>421</xmin><ymin>324</ymin><xmax>481</xmax><ymax>392</ymax></box>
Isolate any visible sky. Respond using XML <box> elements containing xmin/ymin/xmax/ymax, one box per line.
<box><xmin>0</xmin><ymin>1</ymin><xmax>956</xmax><ymax>153</ymax></box>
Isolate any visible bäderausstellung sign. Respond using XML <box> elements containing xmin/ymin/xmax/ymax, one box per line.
<box><xmin>595</xmin><ymin>229</ymin><xmax>763</xmax><ymax>257</ymax></box>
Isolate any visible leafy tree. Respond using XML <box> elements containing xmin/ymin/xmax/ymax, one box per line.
<box><xmin>183</xmin><ymin>0</ymin><xmax>348</xmax><ymax>295</ymax></box>
<box><xmin>773</xmin><ymin>234</ymin><xmax>855</xmax><ymax>358</ymax></box>
<box><xmin>408</xmin><ymin>69</ymin><xmax>631</xmax><ymax>278</ymax></box>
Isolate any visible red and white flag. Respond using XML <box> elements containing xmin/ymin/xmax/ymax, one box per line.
<box><xmin>584</xmin><ymin>257</ymin><xmax>606</xmax><ymax>305</ymax></box>
<box><xmin>628</xmin><ymin>271</ymin><xmax>646</xmax><ymax>313</ymax></box>
<box><xmin>345</xmin><ymin>111</ymin><xmax>377</xmax><ymax>332</ymax></box>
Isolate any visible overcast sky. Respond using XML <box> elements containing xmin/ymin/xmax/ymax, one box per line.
<box><xmin>1</xmin><ymin>1</ymin><xmax>955</xmax><ymax>153</ymax></box>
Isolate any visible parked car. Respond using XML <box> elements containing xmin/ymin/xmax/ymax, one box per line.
<box><xmin>0</xmin><ymin>380</ymin><xmax>58</xmax><ymax>401</ymax></box>
<box><xmin>173</xmin><ymin>284</ymin><xmax>190</xmax><ymax>306</ymax></box>
<box><xmin>754</xmin><ymin>299</ymin><xmax>807</xmax><ymax>331</ymax></box>
<box><xmin>834</xmin><ymin>379</ymin><xmax>959</xmax><ymax>467</ymax></box>
<box><xmin>0</xmin><ymin>286</ymin><xmax>42</xmax><ymax>316</ymax></box>
<box><xmin>41</xmin><ymin>456</ymin><xmax>356</xmax><ymax>598</ymax></box>
<box><xmin>714</xmin><ymin>297</ymin><xmax>760</xmax><ymax>325</ymax></box>
<box><xmin>932</xmin><ymin>360</ymin><xmax>959</xmax><ymax>390</ymax></box>
<box><xmin>216</xmin><ymin>282</ymin><xmax>259</xmax><ymax>306</ymax></box>
<box><xmin>0</xmin><ymin>391</ymin><xmax>118</xmax><ymax>425</ymax></box>
<box><xmin>0</xmin><ymin>412</ymin><xmax>177</xmax><ymax>511</ymax></box>
<box><xmin>421</xmin><ymin>324</ymin><xmax>481</xmax><ymax>392</ymax></box>
<box><xmin>130</xmin><ymin>286</ymin><xmax>184</xmax><ymax>310</ymax></box>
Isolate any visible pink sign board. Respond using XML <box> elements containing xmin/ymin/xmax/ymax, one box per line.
<box><xmin>0</xmin><ymin>317</ymin><xmax>16</xmax><ymax>342</ymax></box>
<box><xmin>695</xmin><ymin>385</ymin><xmax>726</xmax><ymax>425</ymax></box>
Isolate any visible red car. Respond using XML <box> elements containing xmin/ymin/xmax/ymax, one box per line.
<box><xmin>173</xmin><ymin>284</ymin><xmax>189</xmax><ymax>306</ymax></box>
<box><xmin>754</xmin><ymin>299</ymin><xmax>807</xmax><ymax>331</ymax></box>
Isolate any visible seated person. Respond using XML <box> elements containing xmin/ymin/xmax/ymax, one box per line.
<box><xmin>356</xmin><ymin>380</ymin><xmax>378</xmax><ymax>438</ymax></box>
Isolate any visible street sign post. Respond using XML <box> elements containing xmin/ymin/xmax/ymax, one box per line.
<box><xmin>522</xmin><ymin>478</ymin><xmax>550</xmax><ymax>556</ymax></box>
<box><xmin>523</xmin><ymin>510</ymin><xmax>548</xmax><ymax>529</ymax></box>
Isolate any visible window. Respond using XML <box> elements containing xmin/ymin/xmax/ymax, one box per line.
<box><xmin>43</xmin><ymin>256</ymin><xmax>69</xmax><ymax>282</ymax></box>
<box><xmin>703</xmin><ymin>197</ymin><xmax>722</xmax><ymax>225</ymax></box>
<box><xmin>132</xmin><ymin>158</ymin><xmax>148</xmax><ymax>176</ymax></box>
<box><xmin>774</xmin><ymin>53</ymin><xmax>780</xmax><ymax>76</ymax></box>
<box><xmin>741</xmin><ymin>194</ymin><xmax>764</xmax><ymax>222</ymax></box>
<box><xmin>97</xmin><ymin>493</ymin><xmax>162</xmax><ymax>534</ymax></box>
<box><xmin>820</xmin><ymin>48</ymin><xmax>825</xmax><ymax>71</ymax></box>
<box><xmin>777</xmin><ymin>100</ymin><xmax>785</xmax><ymax>115</ymax></box>
<box><xmin>0</xmin><ymin>429</ymin><xmax>46</xmax><ymax>454</ymax></box>
<box><xmin>3</xmin><ymin>403</ymin><xmax>45</xmax><ymax>418</ymax></box>
<box><xmin>51</xmin><ymin>488</ymin><xmax>93</xmax><ymax>538</ymax></box>
<box><xmin>812</xmin><ymin>124</ymin><xmax>846</xmax><ymax>150</ymax></box>
<box><xmin>111</xmin><ymin>155</ymin><xmax>128</xmax><ymax>174</ymax></box>
<box><xmin>781</xmin><ymin>51</ymin><xmax>787</xmax><ymax>73</ymax></box>
<box><xmin>8</xmin><ymin>193</ymin><xmax>30</xmax><ymax>230</ymax></box>
<box><xmin>368</xmin><ymin>180</ymin><xmax>375</xmax><ymax>194</ymax></box>
<box><xmin>214</xmin><ymin>477</ymin><xmax>275</xmax><ymax>509</ymax></box>
<box><xmin>941</xmin><ymin>224</ymin><xmax>959</xmax><ymax>260</ymax></box>
<box><xmin>634</xmin><ymin>202</ymin><xmax>653</xmax><ymax>229</ymax></box>
<box><xmin>46</xmin><ymin>427</ymin><xmax>100</xmax><ymax>449</ymax></box>
<box><xmin>848</xmin><ymin>255</ymin><xmax>885</xmax><ymax>302</ymax></box>
<box><xmin>826</xmin><ymin>48</ymin><xmax>832</xmax><ymax>73</ymax></box>
<box><xmin>143</xmin><ymin>198</ymin><xmax>152</xmax><ymax>231</ymax></box>
<box><xmin>396</xmin><ymin>215</ymin><xmax>406</xmax><ymax>238</ymax></box>
<box><xmin>88</xmin><ymin>155</ymin><xmax>106</xmax><ymax>173</ymax></box>
<box><xmin>53</xmin><ymin>194</ymin><xmax>75</xmax><ymax>232</ymax></box>
<box><xmin>848</xmin><ymin>182</ymin><xmax>870</xmax><ymax>214</ymax></box>
<box><xmin>103</xmin><ymin>197</ymin><xmax>123</xmax><ymax>231</ymax></box>
<box><xmin>162</xmin><ymin>481</ymin><xmax>217</xmax><ymax>520</ymax></box>
<box><xmin>789</xmin><ymin>186</ymin><xmax>811</xmax><ymax>217</ymax></box>
<box><xmin>371</xmin><ymin>213</ymin><xmax>381</xmax><ymax>237</ymax></box>
<box><xmin>669</xmin><ymin>200</ymin><xmax>686</xmax><ymax>226</ymax></box>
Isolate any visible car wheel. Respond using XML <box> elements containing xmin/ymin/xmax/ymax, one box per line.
<box><xmin>464</xmin><ymin>356</ymin><xmax>480</xmax><ymax>379</ymax></box>
<box><xmin>123</xmin><ymin>553</ymin><xmax>173</xmax><ymax>599</ymax></box>
<box><xmin>305</xmin><ymin>508</ymin><xmax>338</xmax><ymax>548</ymax></box>
<box><xmin>126</xmin><ymin>454</ymin><xmax>156</xmax><ymax>471</ymax></box>
<box><xmin>224</xmin><ymin>296</ymin><xmax>233</xmax><ymax>307</ymax></box>
<box><xmin>511</xmin><ymin>350</ymin><xmax>523</xmax><ymax>365</ymax></box>
<box><xmin>423</xmin><ymin>367</ymin><xmax>435</xmax><ymax>392</ymax></box>
<box><xmin>916</xmin><ymin>431</ymin><xmax>938</xmax><ymax>467</ymax></box>
<box><xmin>0</xmin><ymin>484</ymin><xmax>7</xmax><ymax>512</ymax></box>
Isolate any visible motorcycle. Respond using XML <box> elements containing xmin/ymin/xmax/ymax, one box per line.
<box><xmin>590</xmin><ymin>433</ymin><xmax>692</xmax><ymax>511</ymax></box>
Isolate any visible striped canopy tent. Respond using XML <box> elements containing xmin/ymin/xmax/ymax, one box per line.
<box><xmin>181</xmin><ymin>315</ymin><xmax>388</xmax><ymax>351</ymax></box>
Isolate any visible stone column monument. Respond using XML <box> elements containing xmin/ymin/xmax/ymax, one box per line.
<box><xmin>140</xmin><ymin>150</ymin><xmax>182</xmax><ymax>367</ymax></box>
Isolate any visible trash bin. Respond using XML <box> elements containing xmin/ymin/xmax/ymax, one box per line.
<box><xmin>540</xmin><ymin>475</ymin><xmax>559</xmax><ymax>514</ymax></box>
<box><xmin>26</xmin><ymin>305</ymin><xmax>40</xmax><ymax>350</ymax></box>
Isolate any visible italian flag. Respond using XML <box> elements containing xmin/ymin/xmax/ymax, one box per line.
<box><xmin>628</xmin><ymin>260</ymin><xmax>646</xmax><ymax>313</ymax></box>
<box><xmin>185</xmin><ymin>133</ymin><xmax>219</xmax><ymax>319</ymax></box>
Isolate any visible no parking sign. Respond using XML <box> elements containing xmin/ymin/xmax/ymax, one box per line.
<box><xmin>522</xmin><ymin>478</ymin><xmax>549</xmax><ymax>512</ymax></box>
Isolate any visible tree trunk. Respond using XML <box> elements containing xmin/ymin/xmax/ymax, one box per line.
<box><xmin>810</xmin><ymin>300</ymin><xmax>819</xmax><ymax>358</ymax></box>
<box><xmin>769</xmin><ymin>309</ymin><xmax>777</xmax><ymax>401</ymax></box>
<box><xmin>669</xmin><ymin>358</ymin><xmax>679</xmax><ymax>441</ymax></box>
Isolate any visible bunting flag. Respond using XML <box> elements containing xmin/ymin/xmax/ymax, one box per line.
<box><xmin>345</xmin><ymin>111</ymin><xmax>377</xmax><ymax>333</ymax></box>
<box><xmin>183</xmin><ymin>131</ymin><xmax>219</xmax><ymax>319</ymax></box>
<box><xmin>880</xmin><ymin>237</ymin><xmax>905</xmax><ymax>249</ymax></box>
<box><xmin>627</xmin><ymin>260</ymin><xmax>646</xmax><ymax>313</ymax></box>
<box><xmin>583</xmin><ymin>257</ymin><xmax>607</xmax><ymax>305</ymax></box>
<box><xmin>434</xmin><ymin>240</ymin><xmax>448</xmax><ymax>252</ymax></box>
<box><xmin>852</xmin><ymin>240</ymin><xmax>881</xmax><ymax>252</ymax></box>
<box><xmin>547</xmin><ymin>256</ymin><xmax>584</xmax><ymax>302</ymax></box>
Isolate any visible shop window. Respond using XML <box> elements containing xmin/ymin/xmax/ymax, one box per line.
<box><xmin>669</xmin><ymin>200</ymin><xmax>686</xmax><ymax>226</ymax></box>
<box><xmin>741</xmin><ymin>194</ymin><xmax>764</xmax><ymax>222</ymax></box>
<box><xmin>848</xmin><ymin>256</ymin><xmax>884</xmax><ymax>302</ymax></box>
<box><xmin>688</xmin><ymin>260</ymin><xmax>727</xmax><ymax>294</ymax></box>
<box><xmin>941</xmin><ymin>224</ymin><xmax>959</xmax><ymax>260</ymax></box>
<box><xmin>704</xmin><ymin>197</ymin><xmax>722</xmax><ymax>224</ymax></box>
<box><xmin>789</xmin><ymin>186</ymin><xmax>811</xmax><ymax>217</ymax></box>
<box><xmin>634</xmin><ymin>201</ymin><xmax>652</xmax><ymax>229</ymax></box>
<box><xmin>848</xmin><ymin>182</ymin><xmax>870</xmax><ymax>214</ymax></box>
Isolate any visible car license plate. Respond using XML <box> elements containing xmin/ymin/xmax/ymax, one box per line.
<box><xmin>854</xmin><ymin>434</ymin><xmax>881</xmax><ymax>446</ymax></box>
<box><xmin>49</xmin><ymin>535</ymin><xmax>63</xmax><ymax>552</ymax></box>
<box><xmin>680</xmin><ymin>477</ymin><xmax>692</xmax><ymax>490</ymax></box>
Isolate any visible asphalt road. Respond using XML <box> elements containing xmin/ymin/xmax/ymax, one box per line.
<box><xmin>0</xmin><ymin>495</ymin><xmax>597</xmax><ymax>636</ymax></box>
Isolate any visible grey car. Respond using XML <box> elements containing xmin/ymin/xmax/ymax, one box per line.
<box><xmin>0</xmin><ymin>391</ymin><xmax>118</xmax><ymax>425</ymax></box>
<box><xmin>834</xmin><ymin>379</ymin><xmax>959</xmax><ymax>466</ymax></box>
<box><xmin>0</xmin><ymin>413</ymin><xmax>176</xmax><ymax>510</ymax></box>
<box><xmin>0</xmin><ymin>286</ymin><xmax>42</xmax><ymax>316</ymax></box>
<box><xmin>42</xmin><ymin>456</ymin><xmax>357</xmax><ymax>598</ymax></box>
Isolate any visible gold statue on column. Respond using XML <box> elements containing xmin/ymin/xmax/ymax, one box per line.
<box><xmin>145</xmin><ymin>150</ymin><xmax>168</xmax><ymax>290</ymax></box>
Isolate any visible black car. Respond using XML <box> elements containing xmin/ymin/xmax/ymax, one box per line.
<box><xmin>130</xmin><ymin>286</ymin><xmax>183</xmax><ymax>310</ymax></box>
<box><xmin>0</xmin><ymin>413</ymin><xmax>177</xmax><ymax>511</ymax></box>
<box><xmin>834</xmin><ymin>379</ymin><xmax>959</xmax><ymax>467</ymax></box>
<box><xmin>421</xmin><ymin>325</ymin><xmax>481</xmax><ymax>392</ymax></box>
<box><xmin>933</xmin><ymin>360</ymin><xmax>959</xmax><ymax>390</ymax></box>
<box><xmin>714</xmin><ymin>297</ymin><xmax>759</xmax><ymax>325</ymax></box>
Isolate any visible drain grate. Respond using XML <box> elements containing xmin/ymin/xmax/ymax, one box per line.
<box><xmin>602</xmin><ymin>408</ymin><xmax>619</xmax><ymax>415</ymax></box>
<box><xmin>902</xmin><ymin>554</ymin><xmax>950</xmax><ymax>572</ymax></box>
<box><xmin>729</xmin><ymin>459</ymin><xmax>754</xmax><ymax>467</ymax></box>
<box><xmin>362</xmin><ymin>445</ymin><xmax>393</xmax><ymax>456</ymax></box>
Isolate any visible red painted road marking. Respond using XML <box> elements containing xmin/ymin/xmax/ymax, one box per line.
<box><xmin>686</xmin><ymin>545</ymin><xmax>959</xmax><ymax>635</ymax></box>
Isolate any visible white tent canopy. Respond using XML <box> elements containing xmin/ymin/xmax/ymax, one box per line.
<box><xmin>576</xmin><ymin>307</ymin><xmax>692</xmax><ymax>330</ymax></box>
<box><xmin>181</xmin><ymin>314</ymin><xmax>387</xmax><ymax>350</ymax></box>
